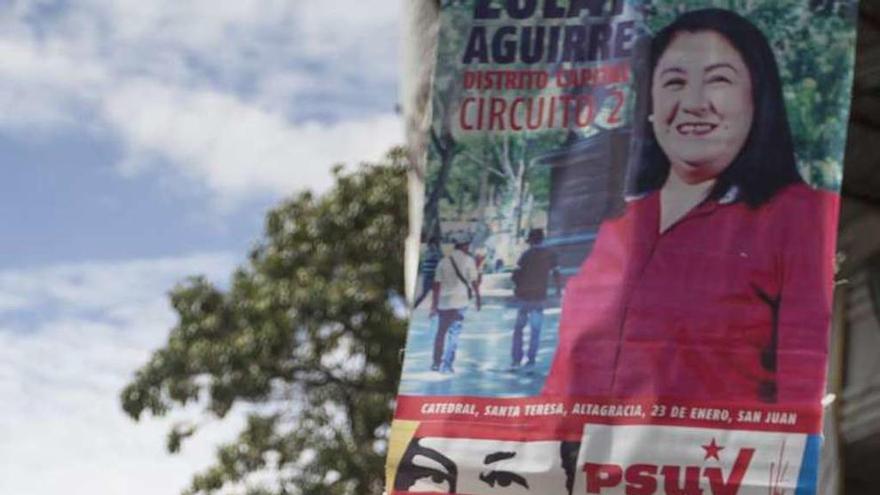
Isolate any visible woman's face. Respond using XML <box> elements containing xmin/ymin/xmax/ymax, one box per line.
<box><xmin>651</xmin><ymin>30</ymin><xmax>754</xmax><ymax>184</ymax></box>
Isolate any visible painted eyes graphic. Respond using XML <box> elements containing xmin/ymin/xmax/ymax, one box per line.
<box><xmin>478</xmin><ymin>451</ymin><xmax>529</xmax><ymax>489</ymax></box>
<box><xmin>397</xmin><ymin>440</ymin><xmax>532</xmax><ymax>493</ymax></box>
<box><xmin>479</xmin><ymin>469</ymin><xmax>530</xmax><ymax>489</ymax></box>
<box><xmin>403</xmin><ymin>449</ymin><xmax>457</xmax><ymax>492</ymax></box>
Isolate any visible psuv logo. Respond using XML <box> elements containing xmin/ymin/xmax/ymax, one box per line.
<box><xmin>573</xmin><ymin>426</ymin><xmax>808</xmax><ymax>495</ymax></box>
<box><xmin>582</xmin><ymin>438</ymin><xmax>753</xmax><ymax>495</ymax></box>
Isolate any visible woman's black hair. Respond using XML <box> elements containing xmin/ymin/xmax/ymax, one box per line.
<box><xmin>633</xmin><ymin>8</ymin><xmax>803</xmax><ymax>207</ymax></box>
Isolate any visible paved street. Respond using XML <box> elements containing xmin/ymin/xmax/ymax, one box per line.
<box><xmin>398</xmin><ymin>303</ymin><xmax>561</xmax><ymax>397</ymax></box>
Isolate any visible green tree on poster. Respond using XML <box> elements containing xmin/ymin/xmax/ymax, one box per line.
<box><xmin>430</xmin><ymin>133</ymin><xmax>563</xmax><ymax>236</ymax></box>
<box><xmin>120</xmin><ymin>151</ymin><xmax>408</xmax><ymax>495</ymax></box>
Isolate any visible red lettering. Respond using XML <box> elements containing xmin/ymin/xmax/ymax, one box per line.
<box><xmin>662</xmin><ymin>466</ymin><xmax>703</xmax><ymax>495</ymax></box>
<box><xmin>625</xmin><ymin>464</ymin><xmax>658</xmax><ymax>495</ymax></box>
<box><xmin>526</xmin><ymin>97</ymin><xmax>544</xmax><ymax>130</ymax></box>
<box><xmin>704</xmin><ymin>449</ymin><xmax>754</xmax><ymax>495</ymax></box>
<box><xmin>510</xmin><ymin>97</ymin><xmax>525</xmax><ymax>131</ymax></box>
<box><xmin>460</xmin><ymin>97</ymin><xmax>476</xmax><ymax>130</ymax></box>
<box><xmin>463</xmin><ymin>71</ymin><xmax>476</xmax><ymax>89</ymax></box>
<box><xmin>584</xmin><ymin>463</ymin><xmax>623</xmax><ymax>493</ymax></box>
<box><xmin>506</xmin><ymin>71</ymin><xmax>518</xmax><ymax>89</ymax></box>
<box><xmin>489</xmin><ymin>97</ymin><xmax>506</xmax><ymax>130</ymax></box>
<box><xmin>576</xmin><ymin>95</ymin><xmax>596</xmax><ymax>128</ymax></box>
<box><xmin>606</xmin><ymin>89</ymin><xmax>625</xmax><ymax>124</ymax></box>
<box><xmin>580</xmin><ymin>446</ymin><xmax>754</xmax><ymax>495</ymax></box>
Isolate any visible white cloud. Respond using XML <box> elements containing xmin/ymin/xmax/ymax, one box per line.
<box><xmin>0</xmin><ymin>37</ymin><xmax>106</xmax><ymax>128</ymax></box>
<box><xmin>0</xmin><ymin>293</ymin><xmax>28</xmax><ymax>313</ymax></box>
<box><xmin>0</xmin><ymin>0</ymin><xmax>402</xmax><ymax>205</ymax></box>
<box><xmin>102</xmin><ymin>81</ymin><xmax>401</xmax><ymax>205</ymax></box>
<box><xmin>0</xmin><ymin>252</ymin><xmax>235</xmax><ymax>315</ymax></box>
<box><xmin>0</xmin><ymin>254</ymin><xmax>243</xmax><ymax>495</ymax></box>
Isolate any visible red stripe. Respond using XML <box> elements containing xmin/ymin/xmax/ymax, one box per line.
<box><xmin>394</xmin><ymin>395</ymin><xmax>820</xmax><ymax>438</ymax></box>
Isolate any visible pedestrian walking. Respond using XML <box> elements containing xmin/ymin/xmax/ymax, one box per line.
<box><xmin>430</xmin><ymin>234</ymin><xmax>481</xmax><ymax>373</ymax></box>
<box><xmin>511</xmin><ymin>228</ymin><xmax>561</xmax><ymax>369</ymax></box>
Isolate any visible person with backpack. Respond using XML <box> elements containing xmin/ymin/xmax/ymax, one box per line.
<box><xmin>511</xmin><ymin>228</ymin><xmax>561</xmax><ymax>369</ymax></box>
<box><xmin>429</xmin><ymin>234</ymin><xmax>481</xmax><ymax>373</ymax></box>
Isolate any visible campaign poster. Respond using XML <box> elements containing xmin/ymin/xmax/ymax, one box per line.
<box><xmin>387</xmin><ymin>1</ymin><xmax>858</xmax><ymax>494</ymax></box>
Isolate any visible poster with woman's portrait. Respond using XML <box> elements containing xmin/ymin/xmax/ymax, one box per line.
<box><xmin>389</xmin><ymin>1</ymin><xmax>858</xmax><ymax>494</ymax></box>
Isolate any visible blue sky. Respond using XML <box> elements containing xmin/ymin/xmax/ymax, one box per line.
<box><xmin>0</xmin><ymin>1</ymin><xmax>401</xmax><ymax>493</ymax></box>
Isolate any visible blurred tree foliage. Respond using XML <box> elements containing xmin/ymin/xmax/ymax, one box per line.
<box><xmin>120</xmin><ymin>150</ymin><xmax>408</xmax><ymax>495</ymax></box>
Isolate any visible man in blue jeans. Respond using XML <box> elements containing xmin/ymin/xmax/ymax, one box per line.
<box><xmin>430</xmin><ymin>235</ymin><xmax>481</xmax><ymax>373</ymax></box>
<box><xmin>511</xmin><ymin>229</ymin><xmax>561</xmax><ymax>369</ymax></box>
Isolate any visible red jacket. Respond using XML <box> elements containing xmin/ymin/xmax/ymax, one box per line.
<box><xmin>542</xmin><ymin>183</ymin><xmax>839</xmax><ymax>405</ymax></box>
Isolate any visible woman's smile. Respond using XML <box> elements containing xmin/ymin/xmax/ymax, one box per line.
<box><xmin>675</xmin><ymin>121</ymin><xmax>719</xmax><ymax>136</ymax></box>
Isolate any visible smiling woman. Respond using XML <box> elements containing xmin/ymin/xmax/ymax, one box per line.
<box><xmin>651</xmin><ymin>30</ymin><xmax>754</xmax><ymax>195</ymax></box>
<box><xmin>543</xmin><ymin>8</ymin><xmax>840</xmax><ymax>406</ymax></box>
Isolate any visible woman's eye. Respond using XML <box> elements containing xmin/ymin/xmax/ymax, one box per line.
<box><xmin>662</xmin><ymin>78</ymin><xmax>686</xmax><ymax>90</ymax></box>
<box><xmin>480</xmin><ymin>470</ymin><xmax>530</xmax><ymax>489</ymax></box>
<box><xmin>706</xmin><ymin>75</ymin><xmax>732</xmax><ymax>85</ymax></box>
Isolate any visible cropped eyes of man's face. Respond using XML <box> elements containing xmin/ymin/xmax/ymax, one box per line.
<box><xmin>397</xmin><ymin>438</ymin><xmax>571</xmax><ymax>494</ymax></box>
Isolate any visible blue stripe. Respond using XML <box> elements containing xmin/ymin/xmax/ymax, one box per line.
<box><xmin>795</xmin><ymin>435</ymin><xmax>822</xmax><ymax>495</ymax></box>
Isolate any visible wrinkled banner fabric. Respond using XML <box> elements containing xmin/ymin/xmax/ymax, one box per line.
<box><xmin>387</xmin><ymin>1</ymin><xmax>857</xmax><ymax>494</ymax></box>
